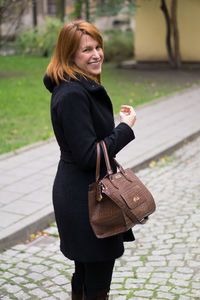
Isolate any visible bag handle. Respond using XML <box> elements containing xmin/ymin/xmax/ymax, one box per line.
<box><xmin>96</xmin><ymin>142</ymin><xmax>101</xmax><ymax>181</ymax></box>
<box><xmin>95</xmin><ymin>140</ymin><xmax>133</xmax><ymax>182</ymax></box>
<box><xmin>100</xmin><ymin>141</ymin><xmax>131</xmax><ymax>179</ymax></box>
<box><xmin>100</xmin><ymin>141</ymin><xmax>113</xmax><ymax>176</ymax></box>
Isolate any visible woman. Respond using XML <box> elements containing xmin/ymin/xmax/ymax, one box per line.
<box><xmin>43</xmin><ymin>20</ymin><xmax>136</xmax><ymax>300</ymax></box>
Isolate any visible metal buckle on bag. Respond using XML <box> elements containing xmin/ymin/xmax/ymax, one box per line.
<box><xmin>98</xmin><ymin>193</ymin><xmax>103</xmax><ymax>202</ymax></box>
<box><xmin>115</xmin><ymin>174</ymin><xmax>121</xmax><ymax>179</ymax></box>
<box><xmin>133</xmin><ymin>196</ymin><xmax>140</xmax><ymax>202</ymax></box>
<box><xmin>97</xmin><ymin>184</ymin><xmax>103</xmax><ymax>202</ymax></box>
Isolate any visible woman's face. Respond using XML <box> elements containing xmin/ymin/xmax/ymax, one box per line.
<box><xmin>74</xmin><ymin>34</ymin><xmax>104</xmax><ymax>76</ymax></box>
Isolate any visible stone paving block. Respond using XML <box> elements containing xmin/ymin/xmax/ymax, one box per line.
<box><xmin>190</xmin><ymin>289</ymin><xmax>200</xmax><ymax>296</ymax></box>
<box><xmin>0</xmin><ymin>295</ymin><xmax>12</xmax><ymax>300</ymax></box>
<box><xmin>24</xmin><ymin>256</ymin><xmax>43</xmax><ymax>264</ymax></box>
<box><xmin>156</xmin><ymin>292</ymin><xmax>176</xmax><ymax>299</ymax></box>
<box><xmin>172</xmin><ymin>272</ymin><xmax>192</xmax><ymax>280</ymax></box>
<box><xmin>151</xmin><ymin>272</ymin><xmax>170</xmax><ymax>279</ymax></box>
<box><xmin>134</xmin><ymin>290</ymin><xmax>154</xmax><ymax>297</ymax></box>
<box><xmin>168</xmin><ymin>260</ymin><xmax>185</xmax><ymax>267</ymax></box>
<box><xmin>145</xmin><ymin>284</ymin><xmax>158</xmax><ymax>290</ymax></box>
<box><xmin>168</xmin><ymin>278</ymin><xmax>189</xmax><ymax>287</ymax></box>
<box><xmin>0</xmin><ymin>278</ymin><xmax>6</xmax><ymax>286</ymax></box>
<box><xmin>159</xmin><ymin>286</ymin><xmax>171</xmax><ymax>292</ymax></box>
<box><xmin>111</xmin><ymin>296</ymin><xmax>126</xmax><ymax>300</ymax></box>
<box><xmin>171</xmin><ymin>287</ymin><xmax>190</xmax><ymax>295</ymax></box>
<box><xmin>112</xmin><ymin>277</ymin><xmax>124</xmax><ymax>283</ymax></box>
<box><xmin>53</xmin><ymin>291</ymin><xmax>69</xmax><ymax>298</ymax></box>
<box><xmin>11</xmin><ymin>276</ymin><xmax>28</xmax><ymax>284</ymax></box>
<box><xmin>149</xmin><ymin>277</ymin><xmax>168</xmax><ymax>285</ymax></box>
<box><xmin>26</xmin><ymin>272</ymin><xmax>45</xmax><ymax>282</ymax></box>
<box><xmin>1</xmin><ymin>284</ymin><xmax>21</xmax><ymax>293</ymax></box>
<box><xmin>178</xmin><ymin>296</ymin><xmax>191</xmax><ymax>300</ymax></box>
<box><xmin>8</xmin><ymin>268</ymin><xmax>26</xmax><ymax>276</ymax></box>
<box><xmin>14</xmin><ymin>291</ymin><xmax>30</xmax><ymax>300</ymax></box>
<box><xmin>23</xmin><ymin>283</ymin><xmax>38</xmax><ymax>289</ymax></box>
<box><xmin>192</xmin><ymin>282</ymin><xmax>200</xmax><ymax>289</ymax></box>
<box><xmin>29</xmin><ymin>288</ymin><xmax>49</xmax><ymax>298</ymax></box>
<box><xmin>29</xmin><ymin>264</ymin><xmax>48</xmax><ymax>273</ymax></box>
<box><xmin>52</xmin><ymin>274</ymin><xmax>68</xmax><ymax>285</ymax></box>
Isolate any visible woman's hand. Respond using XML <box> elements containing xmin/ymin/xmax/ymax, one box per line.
<box><xmin>119</xmin><ymin>105</ymin><xmax>136</xmax><ymax>128</ymax></box>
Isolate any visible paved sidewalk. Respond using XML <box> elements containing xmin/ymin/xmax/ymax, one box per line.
<box><xmin>0</xmin><ymin>136</ymin><xmax>200</xmax><ymax>299</ymax></box>
<box><xmin>0</xmin><ymin>86</ymin><xmax>200</xmax><ymax>251</ymax></box>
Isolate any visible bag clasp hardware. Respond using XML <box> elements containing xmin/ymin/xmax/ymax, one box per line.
<box><xmin>133</xmin><ymin>196</ymin><xmax>140</xmax><ymax>202</ymax></box>
<box><xmin>115</xmin><ymin>174</ymin><xmax>121</xmax><ymax>179</ymax></box>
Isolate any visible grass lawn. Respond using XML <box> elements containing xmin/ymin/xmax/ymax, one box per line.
<box><xmin>0</xmin><ymin>55</ymin><xmax>200</xmax><ymax>154</ymax></box>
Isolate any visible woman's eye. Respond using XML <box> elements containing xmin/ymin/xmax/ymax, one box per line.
<box><xmin>83</xmin><ymin>49</ymin><xmax>89</xmax><ymax>52</ymax></box>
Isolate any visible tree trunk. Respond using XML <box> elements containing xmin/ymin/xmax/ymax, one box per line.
<box><xmin>160</xmin><ymin>0</ymin><xmax>174</xmax><ymax>67</ymax></box>
<box><xmin>57</xmin><ymin>0</ymin><xmax>65</xmax><ymax>22</ymax></box>
<box><xmin>85</xmin><ymin>0</ymin><xmax>90</xmax><ymax>21</ymax></box>
<box><xmin>171</xmin><ymin>0</ymin><xmax>181</xmax><ymax>68</ymax></box>
<box><xmin>32</xmin><ymin>0</ymin><xmax>37</xmax><ymax>27</ymax></box>
<box><xmin>75</xmin><ymin>0</ymin><xmax>82</xmax><ymax>19</ymax></box>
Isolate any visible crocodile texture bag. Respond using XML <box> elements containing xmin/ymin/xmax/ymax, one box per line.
<box><xmin>88</xmin><ymin>141</ymin><xmax>156</xmax><ymax>238</ymax></box>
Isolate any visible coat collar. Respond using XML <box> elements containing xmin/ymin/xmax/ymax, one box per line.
<box><xmin>71</xmin><ymin>73</ymin><xmax>105</xmax><ymax>94</ymax></box>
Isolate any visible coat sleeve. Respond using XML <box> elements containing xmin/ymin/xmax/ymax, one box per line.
<box><xmin>57</xmin><ymin>90</ymin><xmax>135</xmax><ymax>171</ymax></box>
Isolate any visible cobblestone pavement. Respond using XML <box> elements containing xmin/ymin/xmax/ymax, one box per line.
<box><xmin>0</xmin><ymin>137</ymin><xmax>200</xmax><ymax>300</ymax></box>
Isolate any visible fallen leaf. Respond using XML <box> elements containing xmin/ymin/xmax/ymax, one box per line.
<box><xmin>149</xmin><ymin>161</ymin><xmax>156</xmax><ymax>168</ymax></box>
<box><xmin>29</xmin><ymin>234</ymin><xmax>36</xmax><ymax>240</ymax></box>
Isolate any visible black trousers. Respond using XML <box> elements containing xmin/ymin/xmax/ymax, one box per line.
<box><xmin>72</xmin><ymin>260</ymin><xmax>115</xmax><ymax>298</ymax></box>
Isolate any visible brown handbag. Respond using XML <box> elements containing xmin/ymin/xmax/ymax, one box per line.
<box><xmin>88</xmin><ymin>141</ymin><xmax>156</xmax><ymax>239</ymax></box>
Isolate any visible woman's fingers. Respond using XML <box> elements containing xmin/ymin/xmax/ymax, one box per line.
<box><xmin>120</xmin><ymin>105</ymin><xmax>136</xmax><ymax>128</ymax></box>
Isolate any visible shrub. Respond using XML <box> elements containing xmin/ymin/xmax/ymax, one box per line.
<box><xmin>15</xmin><ymin>29</ymin><xmax>39</xmax><ymax>55</ymax></box>
<box><xmin>15</xmin><ymin>19</ymin><xmax>134</xmax><ymax>62</ymax></box>
<box><xmin>103</xmin><ymin>29</ymin><xmax>134</xmax><ymax>62</ymax></box>
<box><xmin>15</xmin><ymin>17</ymin><xmax>63</xmax><ymax>56</ymax></box>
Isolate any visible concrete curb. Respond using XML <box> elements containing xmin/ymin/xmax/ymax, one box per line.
<box><xmin>131</xmin><ymin>130</ymin><xmax>200</xmax><ymax>172</ymax></box>
<box><xmin>0</xmin><ymin>206</ymin><xmax>55</xmax><ymax>251</ymax></box>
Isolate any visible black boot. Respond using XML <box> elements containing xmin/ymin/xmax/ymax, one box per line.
<box><xmin>71</xmin><ymin>273</ymin><xmax>85</xmax><ymax>300</ymax></box>
<box><xmin>87</xmin><ymin>289</ymin><xmax>109</xmax><ymax>300</ymax></box>
<box><xmin>72</xmin><ymin>289</ymin><xmax>85</xmax><ymax>300</ymax></box>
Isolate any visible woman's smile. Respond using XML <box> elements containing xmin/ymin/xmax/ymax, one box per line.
<box><xmin>74</xmin><ymin>34</ymin><xmax>104</xmax><ymax>76</ymax></box>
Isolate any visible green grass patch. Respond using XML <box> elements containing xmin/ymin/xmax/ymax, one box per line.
<box><xmin>1</xmin><ymin>55</ymin><xmax>200</xmax><ymax>154</ymax></box>
<box><xmin>0</xmin><ymin>56</ymin><xmax>53</xmax><ymax>154</ymax></box>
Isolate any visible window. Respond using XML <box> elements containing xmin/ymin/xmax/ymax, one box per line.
<box><xmin>47</xmin><ymin>0</ymin><xmax>57</xmax><ymax>16</ymax></box>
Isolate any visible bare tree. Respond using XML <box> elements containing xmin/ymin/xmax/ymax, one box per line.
<box><xmin>160</xmin><ymin>0</ymin><xmax>181</xmax><ymax>68</ymax></box>
<box><xmin>0</xmin><ymin>0</ymin><xmax>31</xmax><ymax>47</ymax></box>
<box><xmin>171</xmin><ymin>0</ymin><xmax>181</xmax><ymax>68</ymax></box>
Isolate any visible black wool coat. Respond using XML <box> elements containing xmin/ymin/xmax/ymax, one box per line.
<box><xmin>43</xmin><ymin>74</ymin><xmax>135</xmax><ymax>262</ymax></box>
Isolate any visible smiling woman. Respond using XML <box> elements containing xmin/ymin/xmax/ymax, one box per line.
<box><xmin>46</xmin><ymin>20</ymin><xmax>104</xmax><ymax>85</ymax></box>
<box><xmin>74</xmin><ymin>34</ymin><xmax>104</xmax><ymax>76</ymax></box>
<box><xmin>43</xmin><ymin>19</ymin><xmax>137</xmax><ymax>300</ymax></box>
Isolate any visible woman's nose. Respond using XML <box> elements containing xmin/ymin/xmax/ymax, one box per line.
<box><xmin>92</xmin><ymin>49</ymin><xmax>100</xmax><ymax>58</ymax></box>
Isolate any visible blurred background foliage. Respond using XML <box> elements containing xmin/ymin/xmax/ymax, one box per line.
<box><xmin>14</xmin><ymin>17</ymin><xmax>134</xmax><ymax>62</ymax></box>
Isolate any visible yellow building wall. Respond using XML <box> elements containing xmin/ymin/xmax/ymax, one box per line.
<box><xmin>135</xmin><ymin>0</ymin><xmax>200</xmax><ymax>61</ymax></box>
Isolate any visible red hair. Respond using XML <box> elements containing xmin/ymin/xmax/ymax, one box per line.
<box><xmin>46</xmin><ymin>20</ymin><xmax>103</xmax><ymax>85</ymax></box>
